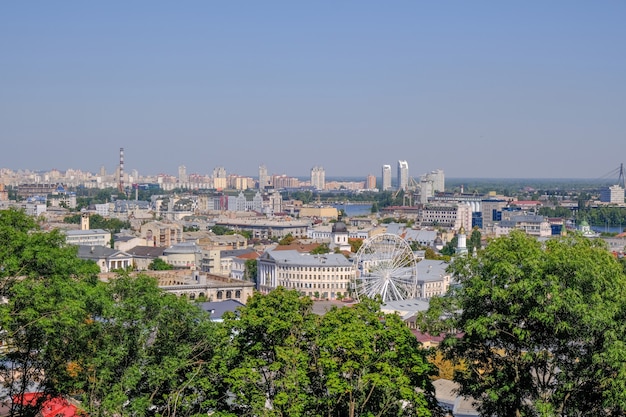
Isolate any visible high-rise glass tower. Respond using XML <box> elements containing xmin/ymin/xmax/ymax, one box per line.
<box><xmin>397</xmin><ymin>160</ymin><xmax>409</xmax><ymax>191</ymax></box>
<box><xmin>382</xmin><ymin>165</ymin><xmax>392</xmax><ymax>191</ymax></box>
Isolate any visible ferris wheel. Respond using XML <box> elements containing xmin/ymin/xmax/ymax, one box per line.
<box><xmin>353</xmin><ymin>233</ymin><xmax>418</xmax><ymax>303</ymax></box>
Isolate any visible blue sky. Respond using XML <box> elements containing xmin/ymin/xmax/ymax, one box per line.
<box><xmin>2</xmin><ymin>1</ymin><xmax>625</xmax><ymax>179</ymax></box>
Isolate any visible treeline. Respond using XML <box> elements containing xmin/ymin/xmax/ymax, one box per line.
<box><xmin>0</xmin><ymin>208</ymin><xmax>442</xmax><ymax>417</ymax></box>
<box><xmin>577</xmin><ymin>206</ymin><xmax>626</xmax><ymax>229</ymax></box>
<box><xmin>539</xmin><ymin>206</ymin><xmax>626</xmax><ymax>230</ymax></box>
<box><xmin>64</xmin><ymin>213</ymin><xmax>131</xmax><ymax>233</ymax></box>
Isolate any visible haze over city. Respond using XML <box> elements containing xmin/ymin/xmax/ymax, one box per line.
<box><xmin>2</xmin><ymin>2</ymin><xmax>625</xmax><ymax>179</ymax></box>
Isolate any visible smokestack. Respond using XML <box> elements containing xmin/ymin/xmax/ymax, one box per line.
<box><xmin>119</xmin><ymin>147</ymin><xmax>125</xmax><ymax>196</ymax></box>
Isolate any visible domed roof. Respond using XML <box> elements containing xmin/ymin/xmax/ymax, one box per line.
<box><xmin>332</xmin><ymin>220</ymin><xmax>348</xmax><ymax>233</ymax></box>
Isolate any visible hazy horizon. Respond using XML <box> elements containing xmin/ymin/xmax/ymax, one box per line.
<box><xmin>2</xmin><ymin>2</ymin><xmax>625</xmax><ymax>179</ymax></box>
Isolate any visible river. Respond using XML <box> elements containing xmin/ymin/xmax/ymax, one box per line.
<box><xmin>332</xmin><ymin>203</ymin><xmax>373</xmax><ymax>217</ymax></box>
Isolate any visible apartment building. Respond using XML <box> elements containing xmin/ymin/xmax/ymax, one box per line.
<box><xmin>65</xmin><ymin>229</ymin><xmax>111</xmax><ymax>248</ymax></box>
<box><xmin>415</xmin><ymin>260</ymin><xmax>451</xmax><ymax>299</ymax></box>
<box><xmin>257</xmin><ymin>249</ymin><xmax>355</xmax><ymax>300</ymax></box>
<box><xmin>382</xmin><ymin>165</ymin><xmax>392</xmax><ymax>191</ymax></box>
<box><xmin>140</xmin><ymin>221</ymin><xmax>183</xmax><ymax>247</ymax></box>
<box><xmin>397</xmin><ymin>160</ymin><xmax>409</xmax><ymax>191</ymax></box>
<box><xmin>494</xmin><ymin>215</ymin><xmax>552</xmax><ymax>238</ymax></box>
<box><xmin>419</xmin><ymin>203</ymin><xmax>472</xmax><ymax>232</ymax></box>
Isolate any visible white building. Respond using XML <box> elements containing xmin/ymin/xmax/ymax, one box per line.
<box><xmin>258</xmin><ymin>164</ymin><xmax>269</xmax><ymax>190</ymax></box>
<box><xmin>416</xmin><ymin>260</ymin><xmax>451</xmax><ymax>299</ymax></box>
<box><xmin>419</xmin><ymin>203</ymin><xmax>472</xmax><ymax>232</ymax></box>
<box><xmin>600</xmin><ymin>185</ymin><xmax>625</xmax><ymax>204</ymax></box>
<box><xmin>311</xmin><ymin>166</ymin><xmax>326</xmax><ymax>191</ymax></box>
<box><xmin>76</xmin><ymin>245</ymin><xmax>133</xmax><ymax>273</ymax></box>
<box><xmin>382</xmin><ymin>164</ymin><xmax>392</xmax><ymax>191</ymax></box>
<box><xmin>65</xmin><ymin>229</ymin><xmax>112</xmax><ymax>248</ymax></box>
<box><xmin>494</xmin><ymin>215</ymin><xmax>552</xmax><ymax>238</ymax></box>
<box><xmin>227</xmin><ymin>191</ymin><xmax>264</xmax><ymax>212</ymax></box>
<box><xmin>423</xmin><ymin>169</ymin><xmax>445</xmax><ymax>193</ymax></box>
<box><xmin>257</xmin><ymin>249</ymin><xmax>355</xmax><ymax>300</ymax></box>
<box><xmin>163</xmin><ymin>242</ymin><xmax>202</xmax><ymax>269</ymax></box>
<box><xmin>397</xmin><ymin>160</ymin><xmax>409</xmax><ymax>191</ymax></box>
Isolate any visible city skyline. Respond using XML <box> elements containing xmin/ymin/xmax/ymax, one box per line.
<box><xmin>2</xmin><ymin>2</ymin><xmax>625</xmax><ymax>179</ymax></box>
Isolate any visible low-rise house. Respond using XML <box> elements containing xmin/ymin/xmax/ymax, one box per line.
<box><xmin>214</xmin><ymin>218</ymin><xmax>309</xmax><ymax>240</ymax></box>
<box><xmin>11</xmin><ymin>393</ymin><xmax>84</xmax><ymax>417</ymax></box>
<box><xmin>494</xmin><ymin>215</ymin><xmax>551</xmax><ymax>237</ymax></box>
<box><xmin>140</xmin><ymin>221</ymin><xmax>183</xmax><ymax>247</ymax></box>
<box><xmin>65</xmin><ymin>229</ymin><xmax>111</xmax><ymax>248</ymax></box>
<box><xmin>125</xmin><ymin>245</ymin><xmax>167</xmax><ymax>270</ymax></box>
<box><xmin>228</xmin><ymin>249</ymin><xmax>261</xmax><ymax>280</ymax></box>
<box><xmin>257</xmin><ymin>250</ymin><xmax>356</xmax><ymax>300</ymax></box>
<box><xmin>162</xmin><ymin>242</ymin><xmax>201</xmax><ymax>269</ymax></box>
<box><xmin>416</xmin><ymin>260</ymin><xmax>450</xmax><ymax>299</ymax></box>
<box><xmin>77</xmin><ymin>245</ymin><xmax>133</xmax><ymax>273</ymax></box>
<box><xmin>257</xmin><ymin>249</ymin><xmax>355</xmax><ymax>300</ymax></box>
<box><xmin>198</xmin><ymin>299</ymin><xmax>245</xmax><ymax>322</ymax></box>
<box><xmin>114</xmin><ymin>234</ymin><xmax>147</xmax><ymax>252</ymax></box>
<box><xmin>156</xmin><ymin>270</ymin><xmax>255</xmax><ymax>302</ymax></box>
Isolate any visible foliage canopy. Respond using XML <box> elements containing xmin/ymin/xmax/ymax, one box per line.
<box><xmin>422</xmin><ymin>230</ymin><xmax>626</xmax><ymax>416</ymax></box>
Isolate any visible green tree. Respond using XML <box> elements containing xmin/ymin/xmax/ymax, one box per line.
<box><xmin>220</xmin><ymin>289</ymin><xmax>442</xmax><ymax>417</ymax></box>
<box><xmin>244</xmin><ymin>259</ymin><xmax>257</xmax><ymax>283</ymax></box>
<box><xmin>440</xmin><ymin>235</ymin><xmax>458</xmax><ymax>256</ymax></box>
<box><xmin>426</xmin><ymin>231</ymin><xmax>626</xmax><ymax>416</ymax></box>
<box><xmin>0</xmin><ymin>209</ymin><xmax>225</xmax><ymax>417</ymax></box>
<box><xmin>467</xmin><ymin>227</ymin><xmax>482</xmax><ymax>254</ymax></box>
<box><xmin>221</xmin><ymin>288</ymin><xmax>317</xmax><ymax>416</ymax></box>
<box><xmin>278</xmin><ymin>233</ymin><xmax>295</xmax><ymax>245</ymax></box>
<box><xmin>64</xmin><ymin>213</ymin><xmax>130</xmax><ymax>234</ymax></box>
<box><xmin>348</xmin><ymin>238</ymin><xmax>364</xmax><ymax>253</ymax></box>
<box><xmin>210</xmin><ymin>225</ymin><xmax>231</xmax><ymax>235</ymax></box>
<box><xmin>0</xmin><ymin>208</ymin><xmax>100</xmax><ymax>294</ymax></box>
<box><xmin>313</xmin><ymin>298</ymin><xmax>441</xmax><ymax>417</ymax></box>
<box><xmin>424</xmin><ymin>247</ymin><xmax>449</xmax><ymax>261</ymax></box>
<box><xmin>239</xmin><ymin>230</ymin><xmax>253</xmax><ymax>240</ymax></box>
<box><xmin>148</xmin><ymin>257</ymin><xmax>173</xmax><ymax>270</ymax></box>
<box><xmin>310</xmin><ymin>243</ymin><xmax>330</xmax><ymax>254</ymax></box>
<box><xmin>72</xmin><ymin>274</ymin><xmax>222</xmax><ymax>416</ymax></box>
<box><xmin>0</xmin><ymin>208</ymin><xmax>102</xmax><ymax>415</ymax></box>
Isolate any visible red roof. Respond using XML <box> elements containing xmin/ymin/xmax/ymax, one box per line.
<box><xmin>236</xmin><ymin>251</ymin><xmax>261</xmax><ymax>260</ymax></box>
<box><xmin>13</xmin><ymin>393</ymin><xmax>84</xmax><ymax>417</ymax></box>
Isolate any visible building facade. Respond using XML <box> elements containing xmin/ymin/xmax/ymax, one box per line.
<box><xmin>494</xmin><ymin>215</ymin><xmax>552</xmax><ymax>237</ymax></box>
<box><xmin>422</xmin><ymin>169</ymin><xmax>445</xmax><ymax>193</ymax></box>
<box><xmin>382</xmin><ymin>165</ymin><xmax>392</xmax><ymax>191</ymax></box>
<box><xmin>65</xmin><ymin>229</ymin><xmax>112</xmax><ymax>248</ymax></box>
<box><xmin>419</xmin><ymin>203</ymin><xmax>472</xmax><ymax>231</ymax></box>
<box><xmin>397</xmin><ymin>160</ymin><xmax>409</xmax><ymax>191</ymax></box>
<box><xmin>311</xmin><ymin>166</ymin><xmax>326</xmax><ymax>191</ymax></box>
<box><xmin>257</xmin><ymin>249</ymin><xmax>355</xmax><ymax>300</ymax></box>
<box><xmin>258</xmin><ymin>164</ymin><xmax>269</xmax><ymax>190</ymax></box>
<box><xmin>600</xmin><ymin>185</ymin><xmax>625</xmax><ymax>204</ymax></box>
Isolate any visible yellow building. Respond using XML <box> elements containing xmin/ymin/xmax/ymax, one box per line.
<box><xmin>299</xmin><ymin>206</ymin><xmax>338</xmax><ymax>219</ymax></box>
